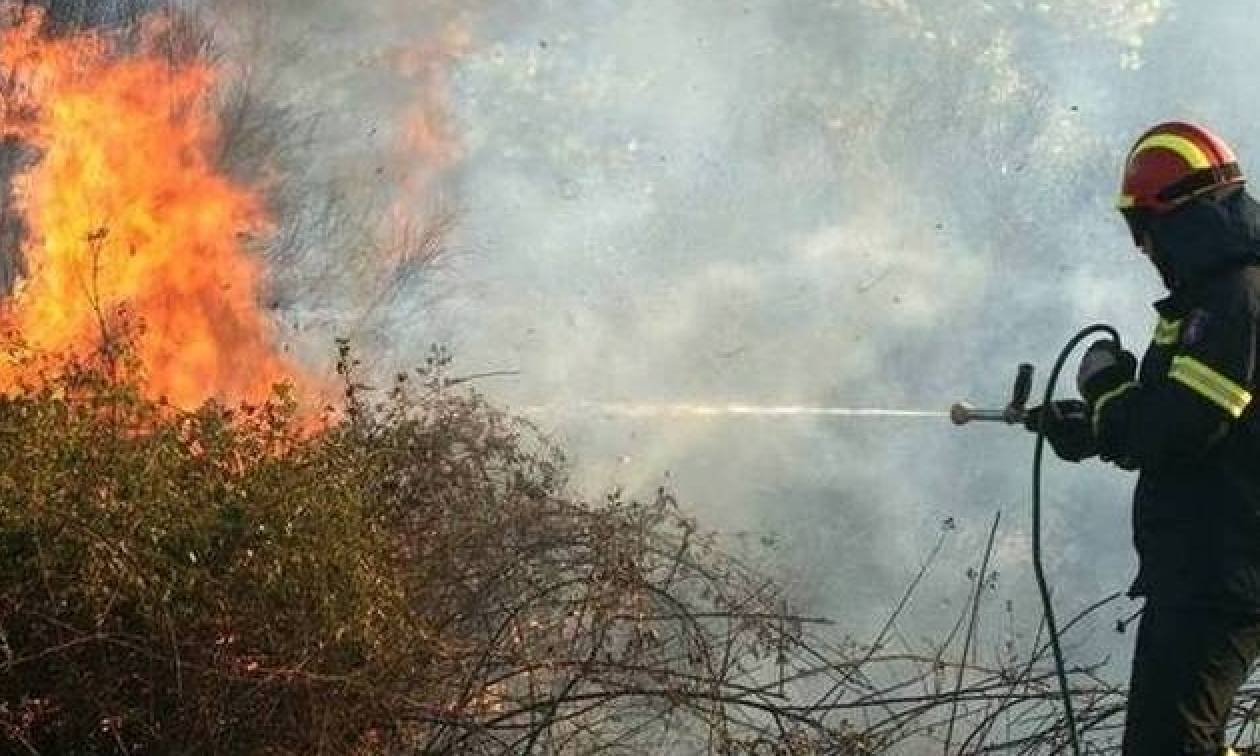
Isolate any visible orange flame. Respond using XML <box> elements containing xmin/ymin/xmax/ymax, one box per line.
<box><xmin>0</xmin><ymin>8</ymin><xmax>304</xmax><ymax>409</ymax></box>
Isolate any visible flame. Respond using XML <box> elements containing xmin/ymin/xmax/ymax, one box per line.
<box><xmin>380</xmin><ymin>29</ymin><xmax>466</xmax><ymax>263</ymax></box>
<box><xmin>392</xmin><ymin>35</ymin><xmax>465</xmax><ymax>204</ymax></box>
<box><xmin>0</xmin><ymin>8</ymin><xmax>304</xmax><ymax>409</ymax></box>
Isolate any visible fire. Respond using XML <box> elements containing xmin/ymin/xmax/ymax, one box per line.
<box><xmin>378</xmin><ymin>28</ymin><xmax>468</xmax><ymax>271</ymax></box>
<box><xmin>390</xmin><ymin>26</ymin><xmax>467</xmax><ymax>210</ymax></box>
<box><xmin>0</xmin><ymin>8</ymin><xmax>304</xmax><ymax>409</ymax></box>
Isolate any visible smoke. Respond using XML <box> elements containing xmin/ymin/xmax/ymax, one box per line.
<box><xmin>187</xmin><ymin>0</ymin><xmax>1185</xmax><ymax>658</ymax></box>
<box><xmin>383</xmin><ymin>0</ymin><xmax>1169</xmax><ymax>636</ymax></box>
<box><xmin>402</xmin><ymin>0</ymin><xmax>1200</xmax><ymax>661</ymax></box>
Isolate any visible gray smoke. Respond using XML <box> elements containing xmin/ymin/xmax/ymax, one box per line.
<box><xmin>386</xmin><ymin>0</ymin><xmax>1169</xmax><ymax>642</ymax></box>
<box><xmin>176</xmin><ymin>0</ymin><xmax>1246</xmax><ymax>717</ymax></box>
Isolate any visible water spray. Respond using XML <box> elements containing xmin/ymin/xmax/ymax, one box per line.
<box><xmin>525</xmin><ymin>367</ymin><xmax>1030</xmax><ymax>423</ymax></box>
<box><xmin>524</xmin><ymin>402</ymin><xmax>948</xmax><ymax>420</ymax></box>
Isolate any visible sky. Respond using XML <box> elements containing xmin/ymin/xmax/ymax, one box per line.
<box><xmin>204</xmin><ymin>0</ymin><xmax>1244</xmax><ymax>706</ymax></box>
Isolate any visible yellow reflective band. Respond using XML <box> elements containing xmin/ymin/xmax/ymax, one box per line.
<box><xmin>1093</xmin><ymin>381</ymin><xmax>1139</xmax><ymax>436</ymax></box>
<box><xmin>1153</xmin><ymin>317</ymin><xmax>1182</xmax><ymax>346</ymax></box>
<box><xmin>1168</xmin><ymin>356</ymin><xmax>1253</xmax><ymax>418</ymax></box>
<box><xmin>1116</xmin><ymin>194</ymin><xmax>1136</xmax><ymax>210</ymax></box>
<box><xmin>1132</xmin><ymin>133</ymin><xmax>1213</xmax><ymax>171</ymax></box>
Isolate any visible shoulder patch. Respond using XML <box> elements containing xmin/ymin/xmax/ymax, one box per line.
<box><xmin>1181</xmin><ymin>308</ymin><xmax>1212</xmax><ymax>347</ymax></box>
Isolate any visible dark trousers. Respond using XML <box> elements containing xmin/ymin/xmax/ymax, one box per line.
<box><xmin>1123</xmin><ymin>602</ymin><xmax>1260</xmax><ymax>755</ymax></box>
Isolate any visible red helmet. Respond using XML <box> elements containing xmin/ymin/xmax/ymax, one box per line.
<box><xmin>1118</xmin><ymin>121</ymin><xmax>1244</xmax><ymax>216</ymax></box>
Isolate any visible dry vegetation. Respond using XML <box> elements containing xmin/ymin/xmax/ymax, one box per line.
<box><xmin>0</xmin><ymin>339</ymin><xmax>847</xmax><ymax>753</ymax></box>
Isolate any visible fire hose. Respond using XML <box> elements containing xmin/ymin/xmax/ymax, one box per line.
<box><xmin>952</xmin><ymin>323</ymin><xmax>1122</xmax><ymax>756</ymax></box>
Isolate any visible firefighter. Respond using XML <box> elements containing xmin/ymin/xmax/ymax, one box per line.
<box><xmin>1030</xmin><ymin>121</ymin><xmax>1260</xmax><ymax>755</ymax></box>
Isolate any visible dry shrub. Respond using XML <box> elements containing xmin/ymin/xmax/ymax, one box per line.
<box><xmin>0</xmin><ymin>341</ymin><xmax>861</xmax><ymax>754</ymax></box>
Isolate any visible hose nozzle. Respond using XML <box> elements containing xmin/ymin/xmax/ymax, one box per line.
<box><xmin>952</xmin><ymin>363</ymin><xmax>1034</xmax><ymax>426</ymax></box>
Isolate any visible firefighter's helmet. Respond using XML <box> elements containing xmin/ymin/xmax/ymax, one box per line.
<box><xmin>1118</xmin><ymin>121</ymin><xmax>1244</xmax><ymax>216</ymax></box>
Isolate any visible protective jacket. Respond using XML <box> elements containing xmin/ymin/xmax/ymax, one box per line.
<box><xmin>1094</xmin><ymin>187</ymin><xmax>1260</xmax><ymax>610</ymax></box>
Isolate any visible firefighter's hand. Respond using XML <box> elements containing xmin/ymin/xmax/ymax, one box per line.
<box><xmin>1076</xmin><ymin>340</ymin><xmax>1137</xmax><ymax>404</ymax></box>
<box><xmin>1024</xmin><ymin>400</ymin><xmax>1098</xmax><ymax>462</ymax></box>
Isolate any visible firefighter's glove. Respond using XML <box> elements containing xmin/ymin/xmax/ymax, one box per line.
<box><xmin>1023</xmin><ymin>400</ymin><xmax>1097</xmax><ymax>462</ymax></box>
<box><xmin>1076</xmin><ymin>340</ymin><xmax>1137</xmax><ymax>405</ymax></box>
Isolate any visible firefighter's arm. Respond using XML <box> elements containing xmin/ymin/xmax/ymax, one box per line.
<box><xmin>1092</xmin><ymin>299</ymin><xmax>1256</xmax><ymax>469</ymax></box>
